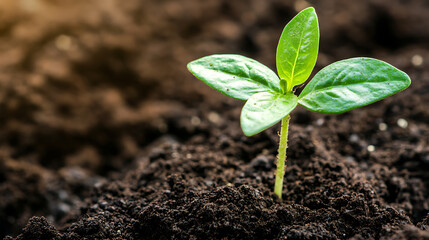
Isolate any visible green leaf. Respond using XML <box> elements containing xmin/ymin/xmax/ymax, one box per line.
<box><xmin>241</xmin><ymin>92</ymin><xmax>298</xmax><ymax>136</ymax></box>
<box><xmin>276</xmin><ymin>7</ymin><xmax>319</xmax><ymax>90</ymax></box>
<box><xmin>280</xmin><ymin>79</ymin><xmax>288</xmax><ymax>94</ymax></box>
<box><xmin>187</xmin><ymin>54</ymin><xmax>281</xmax><ymax>100</ymax></box>
<box><xmin>298</xmin><ymin>58</ymin><xmax>411</xmax><ymax>114</ymax></box>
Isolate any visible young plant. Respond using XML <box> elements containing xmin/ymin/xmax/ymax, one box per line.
<box><xmin>187</xmin><ymin>7</ymin><xmax>411</xmax><ymax>199</ymax></box>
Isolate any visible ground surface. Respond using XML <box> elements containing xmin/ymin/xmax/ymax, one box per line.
<box><xmin>1</xmin><ymin>0</ymin><xmax>429</xmax><ymax>239</ymax></box>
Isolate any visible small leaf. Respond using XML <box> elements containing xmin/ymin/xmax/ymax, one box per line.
<box><xmin>298</xmin><ymin>58</ymin><xmax>411</xmax><ymax>114</ymax></box>
<box><xmin>187</xmin><ymin>54</ymin><xmax>281</xmax><ymax>100</ymax></box>
<box><xmin>280</xmin><ymin>79</ymin><xmax>288</xmax><ymax>94</ymax></box>
<box><xmin>241</xmin><ymin>92</ymin><xmax>298</xmax><ymax>136</ymax></box>
<box><xmin>276</xmin><ymin>7</ymin><xmax>319</xmax><ymax>90</ymax></box>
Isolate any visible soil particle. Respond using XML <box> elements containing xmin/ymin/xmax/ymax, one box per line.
<box><xmin>3</xmin><ymin>217</ymin><xmax>60</xmax><ymax>240</ymax></box>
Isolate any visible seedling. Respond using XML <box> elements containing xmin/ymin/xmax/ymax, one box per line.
<box><xmin>187</xmin><ymin>7</ymin><xmax>411</xmax><ymax>199</ymax></box>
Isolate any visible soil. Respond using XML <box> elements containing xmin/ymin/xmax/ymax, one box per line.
<box><xmin>1</xmin><ymin>0</ymin><xmax>429</xmax><ymax>239</ymax></box>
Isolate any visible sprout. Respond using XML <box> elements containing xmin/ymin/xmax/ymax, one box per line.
<box><xmin>187</xmin><ymin>7</ymin><xmax>411</xmax><ymax>199</ymax></box>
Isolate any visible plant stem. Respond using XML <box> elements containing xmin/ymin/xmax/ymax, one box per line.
<box><xmin>274</xmin><ymin>115</ymin><xmax>290</xmax><ymax>199</ymax></box>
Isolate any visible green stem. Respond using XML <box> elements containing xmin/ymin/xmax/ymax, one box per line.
<box><xmin>274</xmin><ymin>115</ymin><xmax>290</xmax><ymax>199</ymax></box>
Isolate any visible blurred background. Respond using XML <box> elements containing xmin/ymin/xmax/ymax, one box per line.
<box><xmin>0</xmin><ymin>0</ymin><xmax>428</xmax><ymax>237</ymax></box>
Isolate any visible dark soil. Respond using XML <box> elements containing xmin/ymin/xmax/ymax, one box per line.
<box><xmin>1</xmin><ymin>0</ymin><xmax>429</xmax><ymax>239</ymax></box>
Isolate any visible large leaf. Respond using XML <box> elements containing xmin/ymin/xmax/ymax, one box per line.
<box><xmin>241</xmin><ymin>92</ymin><xmax>298</xmax><ymax>136</ymax></box>
<box><xmin>276</xmin><ymin>7</ymin><xmax>319</xmax><ymax>90</ymax></box>
<box><xmin>298</xmin><ymin>58</ymin><xmax>411</xmax><ymax>114</ymax></box>
<box><xmin>187</xmin><ymin>54</ymin><xmax>281</xmax><ymax>100</ymax></box>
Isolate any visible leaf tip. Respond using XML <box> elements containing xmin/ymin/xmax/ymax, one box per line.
<box><xmin>404</xmin><ymin>73</ymin><xmax>412</xmax><ymax>88</ymax></box>
<box><xmin>300</xmin><ymin>6</ymin><xmax>316</xmax><ymax>15</ymax></box>
<box><xmin>186</xmin><ymin>60</ymin><xmax>195</xmax><ymax>72</ymax></box>
<box><xmin>242</xmin><ymin>130</ymin><xmax>255</xmax><ymax>137</ymax></box>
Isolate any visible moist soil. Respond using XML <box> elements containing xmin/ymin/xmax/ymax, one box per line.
<box><xmin>1</xmin><ymin>0</ymin><xmax>429</xmax><ymax>239</ymax></box>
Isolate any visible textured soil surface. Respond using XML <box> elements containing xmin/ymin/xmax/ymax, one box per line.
<box><xmin>1</xmin><ymin>0</ymin><xmax>429</xmax><ymax>239</ymax></box>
